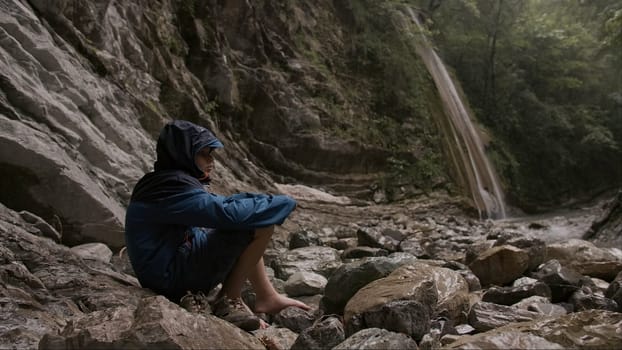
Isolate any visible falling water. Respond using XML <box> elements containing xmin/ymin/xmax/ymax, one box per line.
<box><xmin>406</xmin><ymin>8</ymin><xmax>507</xmax><ymax>219</ymax></box>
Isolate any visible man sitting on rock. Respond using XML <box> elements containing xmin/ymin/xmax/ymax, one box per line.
<box><xmin>124</xmin><ymin>120</ymin><xmax>309</xmax><ymax>331</ymax></box>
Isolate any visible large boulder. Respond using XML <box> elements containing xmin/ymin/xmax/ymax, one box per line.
<box><xmin>39</xmin><ymin>296</ymin><xmax>265</xmax><ymax>349</ymax></box>
<box><xmin>271</xmin><ymin>246</ymin><xmax>342</xmax><ymax>280</ymax></box>
<box><xmin>333</xmin><ymin>328</ymin><xmax>419</xmax><ymax>350</ymax></box>
<box><xmin>469</xmin><ymin>245</ymin><xmax>529</xmax><ymax>286</ymax></box>
<box><xmin>344</xmin><ymin>263</ymin><xmax>470</xmax><ymax>338</ymax></box>
<box><xmin>451</xmin><ymin>310</ymin><xmax>622</xmax><ymax>349</ymax></box>
<box><xmin>0</xmin><ymin>203</ymin><xmax>148</xmax><ymax>349</ymax></box>
<box><xmin>546</xmin><ymin>239</ymin><xmax>622</xmax><ymax>281</ymax></box>
<box><xmin>0</xmin><ymin>1</ymin><xmax>154</xmax><ymax>248</ymax></box>
<box><xmin>322</xmin><ymin>254</ymin><xmax>417</xmax><ymax>314</ymax></box>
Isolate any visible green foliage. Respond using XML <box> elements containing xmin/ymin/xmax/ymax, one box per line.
<box><xmin>287</xmin><ymin>0</ymin><xmax>450</xmax><ymax>196</ymax></box>
<box><xmin>384</xmin><ymin>150</ymin><xmax>446</xmax><ymax>197</ymax></box>
<box><xmin>430</xmin><ymin>0</ymin><xmax>622</xmax><ymax>208</ymax></box>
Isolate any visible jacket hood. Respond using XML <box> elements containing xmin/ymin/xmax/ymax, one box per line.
<box><xmin>154</xmin><ymin>120</ymin><xmax>223</xmax><ymax>178</ymax></box>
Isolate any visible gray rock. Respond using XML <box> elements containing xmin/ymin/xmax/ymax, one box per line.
<box><xmin>0</xmin><ymin>204</ymin><xmax>149</xmax><ymax>349</ymax></box>
<box><xmin>440</xmin><ymin>334</ymin><xmax>462</xmax><ymax>346</ymax></box>
<box><xmin>468</xmin><ymin>301</ymin><xmax>543</xmax><ymax>332</ymax></box>
<box><xmin>271</xmin><ymin>246</ymin><xmax>341</xmax><ymax>280</ymax></box>
<box><xmin>512</xmin><ymin>296</ymin><xmax>568</xmax><ymax>317</ymax></box>
<box><xmin>273</xmin><ymin>306</ymin><xmax>316</xmax><ymax>333</ymax></box>
<box><xmin>546</xmin><ymin>239</ymin><xmax>622</xmax><ymax>280</ymax></box>
<box><xmin>322</xmin><ymin>255</ymin><xmax>417</xmax><ymax>314</ymax></box>
<box><xmin>455</xmin><ymin>323</ymin><xmax>476</xmax><ymax>335</ymax></box>
<box><xmin>345</xmin><ymin>263</ymin><xmax>470</xmax><ymax>337</ymax></box>
<box><xmin>70</xmin><ymin>243</ymin><xmax>113</xmax><ymax>264</ymax></box>
<box><xmin>419</xmin><ymin>330</ymin><xmax>441</xmax><ymax>350</ymax></box>
<box><xmin>605</xmin><ymin>270</ymin><xmax>622</xmax><ymax>298</ymax></box>
<box><xmin>451</xmin><ymin>310</ymin><xmax>622</xmax><ymax>349</ymax></box>
<box><xmin>347</xmin><ymin>299</ymin><xmax>431</xmax><ymax>341</ymax></box>
<box><xmin>530</xmin><ymin>259</ymin><xmax>583</xmax><ymax>302</ymax></box>
<box><xmin>464</xmin><ymin>240</ymin><xmax>495</xmax><ymax>265</ymax></box>
<box><xmin>469</xmin><ymin>245</ymin><xmax>529</xmax><ymax>286</ymax></box>
<box><xmin>326</xmin><ymin>238</ymin><xmax>358</xmax><ymax>251</ymax></box>
<box><xmin>399</xmin><ymin>236</ymin><xmax>429</xmax><ymax>258</ymax></box>
<box><xmin>341</xmin><ymin>246</ymin><xmax>388</xmax><ymax>259</ymax></box>
<box><xmin>605</xmin><ymin>271</ymin><xmax>622</xmax><ymax>311</ymax></box>
<box><xmin>494</xmin><ymin>232</ymin><xmax>546</xmax><ymax>271</ymax></box>
<box><xmin>253</xmin><ymin>326</ymin><xmax>298</xmax><ymax>350</ymax></box>
<box><xmin>527</xmin><ymin>302</ymin><xmax>568</xmax><ymax>317</ymax></box>
<box><xmin>457</xmin><ymin>269</ymin><xmax>482</xmax><ymax>292</ymax></box>
<box><xmin>512</xmin><ymin>277</ymin><xmax>539</xmax><ymax>286</ymax></box>
<box><xmin>570</xmin><ymin>286</ymin><xmax>618</xmax><ymax>312</ymax></box>
<box><xmin>291</xmin><ymin>315</ymin><xmax>344</xmax><ymax>350</ymax></box>
<box><xmin>482</xmin><ymin>282</ymin><xmax>551</xmax><ymax>305</ymax></box>
<box><xmin>511</xmin><ymin>295</ymin><xmax>554</xmax><ymax>310</ymax></box>
<box><xmin>289</xmin><ymin>229</ymin><xmax>322</xmax><ymax>249</ymax></box>
<box><xmin>0</xmin><ymin>1</ymin><xmax>154</xmax><ymax>249</ymax></box>
<box><xmin>19</xmin><ymin>211</ymin><xmax>61</xmax><ymax>243</ymax></box>
<box><xmin>357</xmin><ymin>227</ymin><xmax>400</xmax><ymax>252</ymax></box>
<box><xmin>38</xmin><ymin>296</ymin><xmax>264</xmax><ymax>349</ymax></box>
<box><xmin>590</xmin><ymin>277</ymin><xmax>610</xmax><ymax>293</ymax></box>
<box><xmin>333</xmin><ymin>328</ymin><xmax>418</xmax><ymax>350</ymax></box>
<box><xmin>443</xmin><ymin>261</ymin><xmax>481</xmax><ymax>291</ymax></box>
<box><xmin>284</xmin><ymin>271</ymin><xmax>327</xmax><ymax>297</ymax></box>
<box><xmin>448</xmin><ymin>331</ymin><xmax>564</xmax><ymax>349</ymax></box>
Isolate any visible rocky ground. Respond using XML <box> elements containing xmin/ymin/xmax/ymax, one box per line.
<box><xmin>1</xmin><ymin>187</ymin><xmax>621</xmax><ymax>349</ymax></box>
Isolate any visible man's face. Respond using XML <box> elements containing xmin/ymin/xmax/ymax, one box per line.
<box><xmin>194</xmin><ymin>147</ymin><xmax>215</xmax><ymax>179</ymax></box>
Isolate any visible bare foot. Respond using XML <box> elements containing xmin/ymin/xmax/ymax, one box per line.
<box><xmin>259</xmin><ymin>319</ymin><xmax>270</xmax><ymax>329</ymax></box>
<box><xmin>254</xmin><ymin>293</ymin><xmax>311</xmax><ymax>314</ymax></box>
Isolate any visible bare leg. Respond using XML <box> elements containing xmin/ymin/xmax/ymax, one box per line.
<box><xmin>250</xmin><ymin>257</ymin><xmax>310</xmax><ymax>314</ymax></box>
<box><xmin>220</xmin><ymin>226</ymin><xmax>274</xmax><ymax>299</ymax></box>
<box><xmin>220</xmin><ymin>226</ymin><xmax>310</xmax><ymax>314</ymax></box>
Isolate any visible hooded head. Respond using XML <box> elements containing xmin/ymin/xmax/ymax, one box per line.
<box><xmin>154</xmin><ymin>120</ymin><xmax>223</xmax><ymax>178</ymax></box>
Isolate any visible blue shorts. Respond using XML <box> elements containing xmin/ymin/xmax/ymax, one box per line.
<box><xmin>168</xmin><ymin>227</ymin><xmax>254</xmax><ymax>301</ymax></box>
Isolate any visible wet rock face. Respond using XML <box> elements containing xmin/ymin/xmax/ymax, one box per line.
<box><xmin>0</xmin><ymin>0</ymin><xmax>154</xmax><ymax>248</ymax></box>
<box><xmin>0</xmin><ymin>0</ymin><xmax>407</xmax><ymax>249</ymax></box>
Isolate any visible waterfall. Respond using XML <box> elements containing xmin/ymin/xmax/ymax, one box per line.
<box><xmin>406</xmin><ymin>8</ymin><xmax>507</xmax><ymax>219</ymax></box>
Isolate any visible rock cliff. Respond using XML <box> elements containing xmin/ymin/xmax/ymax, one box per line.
<box><xmin>1</xmin><ymin>0</ymin><xmax>447</xmax><ymax>247</ymax></box>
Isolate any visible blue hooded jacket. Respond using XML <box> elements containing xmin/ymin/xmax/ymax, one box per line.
<box><xmin>125</xmin><ymin>120</ymin><xmax>296</xmax><ymax>295</ymax></box>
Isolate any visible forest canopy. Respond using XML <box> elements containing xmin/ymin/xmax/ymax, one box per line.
<box><xmin>415</xmin><ymin>0</ymin><xmax>622</xmax><ymax>210</ymax></box>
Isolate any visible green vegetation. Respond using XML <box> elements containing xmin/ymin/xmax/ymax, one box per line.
<box><xmin>343</xmin><ymin>0</ymin><xmax>450</xmax><ymax>192</ymax></box>
<box><xmin>420</xmin><ymin>0</ymin><xmax>622</xmax><ymax>209</ymax></box>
